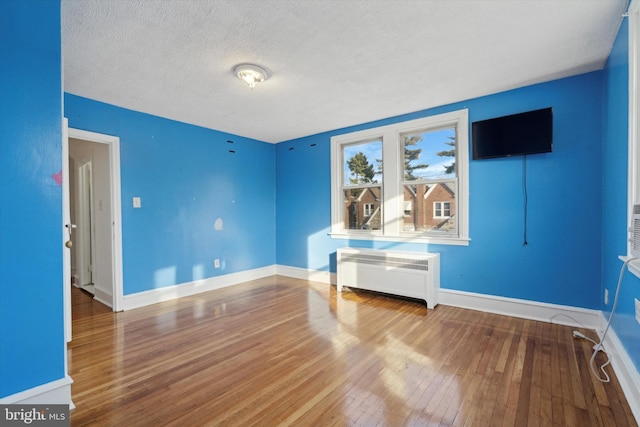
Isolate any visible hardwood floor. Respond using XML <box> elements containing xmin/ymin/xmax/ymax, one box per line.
<box><xmin>69</xmin><ymin>276</ymin><xmax>636</xmax><ymax>426</ymax></box>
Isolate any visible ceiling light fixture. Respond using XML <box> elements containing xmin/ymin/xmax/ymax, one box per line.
<box><xmin>233</xmin><ymin>63</ymin><xmax>269</xmax><ymax>89</ymax></box>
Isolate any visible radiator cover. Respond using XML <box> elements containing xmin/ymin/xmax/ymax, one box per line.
<box><xmin>336</xmin><ymin>247</ymin><xmax>440</xmax><ymax>309</ymax></box>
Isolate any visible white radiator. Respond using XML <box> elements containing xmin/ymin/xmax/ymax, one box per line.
<box><xmin>336</xmin><ymin>247</ymin><xmax>440</xmax><ymax>309</ymax></box>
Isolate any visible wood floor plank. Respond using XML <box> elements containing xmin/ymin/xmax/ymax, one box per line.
<box><xmin>68</xmin><ymin>276</ymin><xmax>637</xmax><ymax>426</ymax></box>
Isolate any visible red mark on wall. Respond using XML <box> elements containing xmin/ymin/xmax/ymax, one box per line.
<box><xmin>52</xmin><ymin>170</ymin><xmax>63</xmax><ymax>186</ymax></box>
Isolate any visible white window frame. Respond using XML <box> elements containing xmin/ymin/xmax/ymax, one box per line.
<box><xmin>433</xmin><ymin>201</ymin><xmax>451</xmax><ymax>219</ymax></box>
<box><xmin>330</xmin><ymin>109</ymin><xmax>469</xmax><ymax>245</ymax></box>
<box><xmin>628</xmin><ymin>0</ymin><xmax>640</xmax><ymax>277</ymax></box>
<box><xmin>363</xmin><ymin>203</ymin><xmax>375</xmax><ymax>217</ymax></box>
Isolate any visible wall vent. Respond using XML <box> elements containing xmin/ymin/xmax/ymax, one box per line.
<box><xmin>339</xmin><ymin>253</ymin><xmax>429</xmax><ymax>271</ymax></box>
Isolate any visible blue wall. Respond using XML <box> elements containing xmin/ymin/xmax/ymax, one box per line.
<box><xmin>2</xmin><ymin>0</ymin><xmax>635</xmax><ymax>400</ymax></box>
<box><xmin>602</xmin><ymin>18</ymin><xmax>640</xmax><ymax>371</ymax></box>
<box><xmin>276</xmin><ymin>72</ymin><xmax>604</xmax><ymax>309</ymax></box>
<box><xmin>0</xmin><ymin>1</ymin><xmax>64</xmax><ymax>398</ymax></box>
<box><xmin>64</xmin><ymin>95</ymin><xmax>277</xmax><ymax>295</ymax></box>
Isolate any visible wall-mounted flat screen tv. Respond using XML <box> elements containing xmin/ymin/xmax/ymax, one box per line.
<box><xmin>472</xmin><ymin>107</ymin><xmax>553</xmax><ymax>160</ymax></box>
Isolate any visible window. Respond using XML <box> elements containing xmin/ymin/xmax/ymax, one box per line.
<box><xmin>341</xmin><ymin>139</ymin><xmax>383</xmax><ymax>230</ymax></box>
<box><xmin>433</xmin><ymin>202</ymin><xmax>451</xmax><ymax>218</ymax></box>
<box><xmin>402</xmin><ymin>125</ymin><xmax>457</xmax><ymax>235</ymax></box>
<box><xmin>331</xmin><ymin>109</ymin><xmax>469</xmax><ymax>245</ymax></box>
<box><xmin>364</xmin><ymin>203</ymin><xmax>375</xmax><ymax>217</ymax></box>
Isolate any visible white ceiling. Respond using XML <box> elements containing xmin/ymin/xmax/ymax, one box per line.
<box><xmin>62</xmin><ymin>0</ymin><xmax>628</xmax><ymax>144</ymax></box>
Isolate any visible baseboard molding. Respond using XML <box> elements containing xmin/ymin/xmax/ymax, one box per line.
<box><xmin>122</xmin><ymin>265</ymin><xmax>277</xmax><ymax>311</ymax></box>
<box><xmin>275</xmin><ymin>266</ymin><xmax>602</xmax><ymax>329</ymax></box>
<box><xmin>93</xmin><ymin>287</ymin><xmax>113</xmax><ymax>308</ymax></box>
<box><xmin>598</xmin><ymin>312</ymin><xmax>640</xmax><ymax>423</ymax></box>
<box><xmin>438</xmin><ymin>288</ymin><xmax>602</xmax><ymax>330</ymax></box>
<box><xmin>276</xmin><ymin>265</ymin><xmax>336</xmax><ymax>285</ymax></box>
<box><xmin>0</xmin><ymin>376</ymin><xmax>73</xmax><ymax>407</ymax></box>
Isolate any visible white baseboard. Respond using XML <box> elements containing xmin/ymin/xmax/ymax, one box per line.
<box><xmin>438</xmin><ymin>288</ymin><xmax>602</xmax><ymax>329</ymax></box>
<box><xmin>0</xmin><ymin>376</ymin><xmax>73</xmax><ymax>407</ymax></box>
<box><xmin>275</xmin><ymin>265</ymin><xmax>336</xmax><ymax>285</ymax></box>
<box><xmin>275</xmin><ymin>266</ymin><xmax>601</xmax><ymax>329</ymax></box>
<box><xmin>122</xmin><ymin>265</ymin><xmax>277</xmax><ymax>311</ymax></box>
<box><xmin>598</xmin><ymin>312</ymin><xmax>640</xmax><ymax>423</ymax></box>
<box><xmin>93</xmin><ymin>287</ymin><xmax>112</xmax><ymax>308</ymax></box>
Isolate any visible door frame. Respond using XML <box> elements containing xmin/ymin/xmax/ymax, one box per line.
<box><xmin>66</xmin><ymin>126</ymin><xmax>124</xmax><ymax>312</ymax></box>
<box><xmin>63</xmin><ymin>119</ymin><xmax>71</xmax><ymax>343</ymax></box>
<box><xmin>76</xmin><ymin>159</ymin><xmax>94</xmax><ymax>289</ymax></box>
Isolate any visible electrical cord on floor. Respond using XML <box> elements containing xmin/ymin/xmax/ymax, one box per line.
<box><xmin>573</xmin><ymin>257</ymin><xmax>637</xmax><ymax>383</ymax></box>
<box><xmin>550</xmin><ymin>313</ymin><xmax>587</xmax><ymax>328</ymax></box>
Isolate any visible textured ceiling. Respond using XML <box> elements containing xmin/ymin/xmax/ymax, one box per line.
<box><xmin>62</xmin><ymin>0</ymin><xmax>628</xmax><ymax>143</ymax></box>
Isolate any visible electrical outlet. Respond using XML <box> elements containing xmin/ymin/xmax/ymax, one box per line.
<box><xmin>604</xmin><ymin>289</ymin><xmax>609</xmax><ymax>305</ymax></box>
<box><xmin>635</xmin><ymin>298</ymin><xmax>640</xmax><ymax>325</ymax></box>
<box><xmin>214</xmin><ymin>259</ymin><xmax>220</xmax><ymax>269</ymax></box>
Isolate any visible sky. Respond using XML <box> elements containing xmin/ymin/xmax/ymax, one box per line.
<box><xmin>343</xmin><ymin>127</ymin><xmax>456</xmax><ymax>184</ymax></box>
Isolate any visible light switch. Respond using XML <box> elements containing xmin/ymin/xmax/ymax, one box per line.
<box><xmin>133</xmin><ymin>197</ymin><xmax>141</xmax><ymax>208</ymax></box>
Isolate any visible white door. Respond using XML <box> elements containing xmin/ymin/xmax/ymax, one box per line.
<box><xmin>76</xmin><ymin>160</ymin><xmax>94</xmax><ymax>291</ymax></box>
<box><xmin>63</xmin><ymin>119</ymin><xmax>72</xmax><ymax>343</ymax></box>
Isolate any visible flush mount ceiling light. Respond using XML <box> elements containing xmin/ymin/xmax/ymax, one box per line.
<box><xmin>233</xmin><ymin>63</ymin><xmax>269</xmax><ymax>89</ymax></box>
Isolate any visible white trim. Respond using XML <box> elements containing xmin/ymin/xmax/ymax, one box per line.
<box><xmin>122</xmin><ymin>265</ymin><xmax>276</xmax><ymax>311</ymax></box>
<box><xmin>62</xmin><ymin>118</ymin><xmax>71</xmax><ymax>344</ymax></box>
<box><xmin>276</xmin><ymin>265</ymin><xmax>336</xmax><ymax>285</ymax></box>
<box><xmin>68</xmin><ymin>128</ymin><xmax>124</xmax><ymax>311</ymax></box>
<box><xmin>61</xmin><ymin>46</ymin><xmax>73</xmax><ymax>418</ymax></box>
<box><xmin>93</xmin><ymin>287</ymin><xmax>113</xmax><ymax>309</ymax></box>
<box><xmin>600</xmin><ymin>311</ymin><xmax>640</xmax><ymax>424</ymax></box>
<box><xmin>328</xmin><ymin>232</ymin><xmax>470</xmax><ymax>246</ymax></box>
<box><xmin>619</xmin><ymin>255</ymin><xmax>640</xmax><ymax>277</ymax></box>
<box><xmin>0</xmin><ymin>376</ymin><xmax>73</xmax><ymax>408</ymax></box>
<box><xmin>433</xmin><ymin>201</ymin><xmax>451</xmax><ymax>219</ymax></box>
<box><xmin>330</xmin><ymin>109</ymin><xmax>469</xmax><ymax>245</ymax></box>
<box><xmin>110</xmin><ymin>137</ymin><xmax>124</xmax><ymax>311</ymax></box>
<box><xmin>363</xmin><ymin>203</ymin><xmax>375</xmax><ymax>217</ymax></box>
<box><xmin>629</xmin><ymin>0</ymin><xmax>640</xmax><ymax>273</ymax></box>
<box><xmin>76</xmin><ymin>160</ymin><xmax>93</xmax><ymax>289</ymax></box>
<box><xmin>438</xmin><ymin>288</ymin><xmax>602</xmax><ymax>329</ymax></box>
<box><xmin>275</xmin><ymin>265</ymin><xmax>599</xmax><ymax>328</ymax></box>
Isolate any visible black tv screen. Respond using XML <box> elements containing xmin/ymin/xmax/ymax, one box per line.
<box><xmin>472</xmin><ymin>107</ymin><xmax>553</xmax><ymax>160</ymax></box>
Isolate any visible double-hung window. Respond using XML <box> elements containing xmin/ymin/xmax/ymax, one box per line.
<box><xmin>331</xmin><ymin>109</ymin><xmax>469</xmax><ymax>245</ymax></box>
<box><xmin>433</xmin><ymin>202</ymin><xmax>451</xmax><ymax>219</ymax></box>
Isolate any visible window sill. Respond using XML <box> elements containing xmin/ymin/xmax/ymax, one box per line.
<box><xmin>619</xmin><ymin>256</ymin><xmax>640</xmax><ymax>279</ymax></box>
<box><xmin>329</xmin><ymin>232</ymin><xmax>470</xmax><ymax>246</ymax></box>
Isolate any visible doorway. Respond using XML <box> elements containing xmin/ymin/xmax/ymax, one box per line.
<box><xmin>65</xmin><ymin>127</ymin><xmax>124</xmax><ymax>316</ymax></box>
<box><xmin>69</xmin><ymin>157</ymin><xmax>95</xmax><ymax>295</ymax></box>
